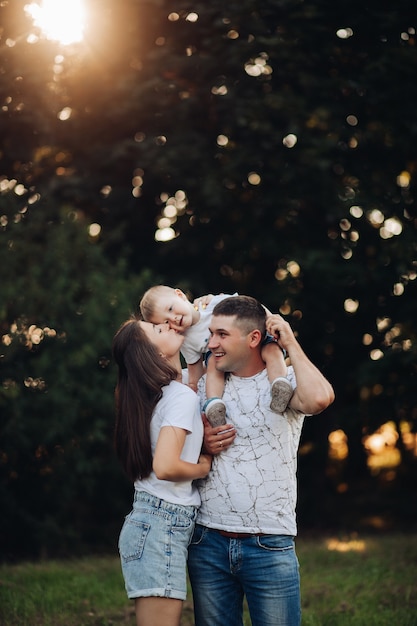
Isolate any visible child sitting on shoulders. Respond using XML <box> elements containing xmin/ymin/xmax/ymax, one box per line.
<box><xmin>139</xmin><ymin>285</ymin><xmax>293</xmax><ymax>426</ymax></box>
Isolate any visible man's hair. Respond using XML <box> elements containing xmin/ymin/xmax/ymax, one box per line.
<box><xmin>212</xmin><ymin>295</ymin><xmax>266</xmax><ymax>337</ymax></box>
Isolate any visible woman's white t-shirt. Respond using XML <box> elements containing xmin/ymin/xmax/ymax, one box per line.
<box><xmin>134</xmin><ymin>381</ymin><xmax>203</xmax><ymax>507</ymax></box>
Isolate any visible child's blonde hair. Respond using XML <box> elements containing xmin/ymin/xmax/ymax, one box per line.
<box><xmin>139</xmin><ymin>285</ymin><xmax>176</xmax><ymax>321</ymax></box>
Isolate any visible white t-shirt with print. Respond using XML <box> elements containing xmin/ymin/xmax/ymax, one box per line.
<box><xmin>196</xmin><ymin>368</ymin><xmax>305</xmax><ymax>536</ymax></box>
<box><xmin>135</xmin><ymin>380</ymin><xmax>203</xmax><ymax>507</ymax></box>
<box><xmin>181</xmin><ymin>293</ymin><xmax>236</xmax><ymax>365</ymax></box>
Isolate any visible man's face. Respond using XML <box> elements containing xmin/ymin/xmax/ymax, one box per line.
<box><xmin>207</xmin><ymin>314</ymin><xmax>252</xmax><ymax>375</ymax></box>
<box><xmin>149</xmin><ymin>291</ymin><xmax>193</xmax><ymax>332</ymax></box>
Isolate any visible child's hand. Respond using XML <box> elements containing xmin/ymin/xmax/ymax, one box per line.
<box><xmin>193</xmin><ymin>293</ymin><xmax>214</xmax><ymax>310</ymax></box>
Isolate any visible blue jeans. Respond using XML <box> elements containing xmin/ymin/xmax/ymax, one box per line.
<box><xmin>188</xmin><ymin>525</ymin><xmax>301</xmax><ymax>626</ymax></box>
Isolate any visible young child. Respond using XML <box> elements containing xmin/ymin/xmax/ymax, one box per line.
<box><xmin>139</xmin><ymin>286</ymin><xmax>293</xmax><ymax>426</ymax></box>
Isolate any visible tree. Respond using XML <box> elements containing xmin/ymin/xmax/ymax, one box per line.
<box><xmin>0</xmin><ymin>187</ymin><xmax>151</xmax><ymax>558</ymax></box>
<box><xmin>1</xmin><ymin>0</ymin><xmax>416</xmax><ymax>543</ymax></box>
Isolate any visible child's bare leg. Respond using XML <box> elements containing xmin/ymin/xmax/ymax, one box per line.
<box><xmin>206</xmin><ymin>355</ymin><xmax>225</xmax><ymax>399</ymax></box>
<box><xmin>262</xmin><ymin>341</ymin><xmax>287</xmax><ymax>382</ymax></box>
<box><xmin>203</xmin><ymin>356</ymin><xmax>227</xmax><ymax>427</ymax></box>
<box><xmin>261</xmin><ymin>342</ymin><xmax>293</xmax><ymax>413</ymax></box>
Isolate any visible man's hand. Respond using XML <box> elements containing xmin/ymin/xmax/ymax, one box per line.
<box><xmin>266</xmin><ymin>314</ymin><xmax>297</xmax><ymax>352</ymax></box>
<box><xmin>267</xmin><ymin>314</ymin><xmax>335</xmax><ymax>415</ymax></box>
<box><xmin>202</xmin><ymin>415</ymin><xmax>236</xmax><ymax>455</ymax></box>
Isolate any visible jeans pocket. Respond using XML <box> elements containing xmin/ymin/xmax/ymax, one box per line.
<box><xmin>189</xmin><ymin>523</ymin><xmax>207</xmax><ymax>546</ymax></box>
<box><xmin>256</xmin><ymin>535</ymin><xmax>295</xmax><ymax>552</ymax></box>
<box><xmin>118</xmin><ymin>516</ymin><xmax>150</xmax><ymax>563</ymax></box>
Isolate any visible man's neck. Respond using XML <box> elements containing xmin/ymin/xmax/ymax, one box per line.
<box><xmin>231</xmin><ymin>355</ymin><xmax>266</xmax><ymax>378</ymax></box>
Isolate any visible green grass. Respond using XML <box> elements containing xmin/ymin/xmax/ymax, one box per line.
<box><xmin>0</xmin><ymin>534</ymin><xmax>416</xmax><ymax>625</ymax></box>
<box><xmin>297</xmin><ymin>533</ymin><xmax>417</xmax><ymax>626</ymax></box>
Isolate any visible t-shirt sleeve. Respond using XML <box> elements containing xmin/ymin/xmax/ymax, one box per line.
<box><xmin>161</xmin><ymin>384</ymin><xmax>199</xmax><ymax>433</ymax></box>
<box><xmin>180</xmin><ymin>341</ymin><xmax>201</xmax><ymax>365</ymax></box>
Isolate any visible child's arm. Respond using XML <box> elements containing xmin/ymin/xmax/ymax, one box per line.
<box><xmin>187</xmin><ymin>358</ymin><xmax>205</xmax><ymax>391</ymax></box>
<box><xmin>153</xmin><ymin>426</ymin><xmax>212</xmax><ymax>481</ymax></box>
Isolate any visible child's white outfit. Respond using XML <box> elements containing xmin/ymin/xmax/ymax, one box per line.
<box><xmin>180</xmin><ymin>293</ymin><xmax>234</xmax><ymax>367</ymax></box>
<box><xmin>180</xmin><ymin>293</ymin><xmax>293</xmax><ymax>426</ymax></box>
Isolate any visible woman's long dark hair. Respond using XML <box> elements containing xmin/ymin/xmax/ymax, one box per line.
<box><xmin>112</xmin><ymin>317</ymin><xmax>179</xmax><ymax>481</ymax></box>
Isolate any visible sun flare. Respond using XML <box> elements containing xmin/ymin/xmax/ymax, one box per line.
<box><xmin>25</xmin><ymin>0</ymin><xmax>86</xmax><ymax>46</ymax></box>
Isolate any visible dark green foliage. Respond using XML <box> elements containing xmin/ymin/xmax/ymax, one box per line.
<box><xmin>0</xmin><ymin>192</ymin><xmax>149</xmax><ymax>559</ymax></box>
<box><xmin>0</xmin><ymin>0</ymin><xmax>416</xmax><ymax>556</ymax></box>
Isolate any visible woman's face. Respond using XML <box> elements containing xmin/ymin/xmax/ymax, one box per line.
<box><xmin>139</xmin><ymin>320</ymin><xmax>184</xmax><ymax>358</ymax></box>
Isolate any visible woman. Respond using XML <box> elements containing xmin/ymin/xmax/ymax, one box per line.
<box><xmin>112</xmin><ymin>317</ymin><xmax>211</xmax><ymax>626</ymax></box>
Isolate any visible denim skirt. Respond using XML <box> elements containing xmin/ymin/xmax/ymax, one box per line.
<box><xmin>118</xmin><ymin>490</ymin><xmax>197</xmax><ymax>600</ymax></box>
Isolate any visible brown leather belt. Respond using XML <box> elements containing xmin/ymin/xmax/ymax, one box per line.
<box><xmin>216</xmin><ymin>530</ymin><xmax>267</xmax><ymax>539</ymax></box>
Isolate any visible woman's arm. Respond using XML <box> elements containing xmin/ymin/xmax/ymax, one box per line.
<box><xmin>153</xmin><ymin>426</ymin><xmax>211</xmax><ymax>481</ymax></box>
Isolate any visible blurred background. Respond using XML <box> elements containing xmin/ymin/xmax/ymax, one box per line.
<box><xmin>0</xmin><ymin>0</ymin><xmax>416</xmax><ymax>561</ymax></box>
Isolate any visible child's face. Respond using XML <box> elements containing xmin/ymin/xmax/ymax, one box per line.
<box><xmin>150</xmin><ymin>291</ymin><xmax>194</xmax><ymax>333</ymax></box>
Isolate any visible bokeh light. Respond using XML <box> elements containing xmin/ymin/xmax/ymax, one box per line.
<box><xmin>24</xmin><ymin>0</ymin><xmax>86</xmax><ymax>45</ymax></box>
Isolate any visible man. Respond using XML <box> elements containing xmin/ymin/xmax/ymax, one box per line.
<box><xmin>188</xmin><ymin>295</ymin><xmax>335</xmax><ymax>626</ymax></box>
